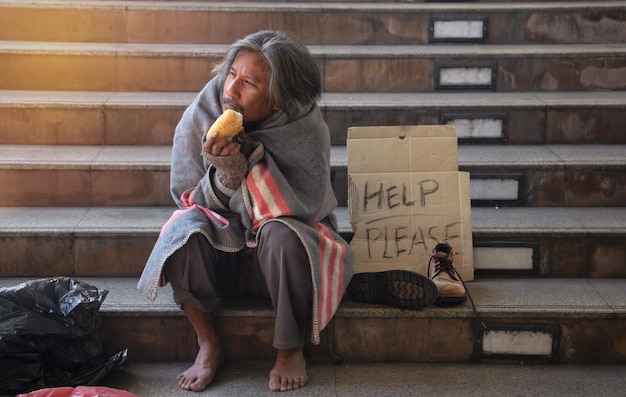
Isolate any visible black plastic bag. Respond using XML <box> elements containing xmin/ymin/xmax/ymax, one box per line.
<box><xmin>0</xmin><ymin>277</ymin><xmax>127</xmax><ymax>396</ymax></box>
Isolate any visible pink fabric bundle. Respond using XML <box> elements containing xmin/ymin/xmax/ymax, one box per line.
<box><xmin>17</xmin><ymin>386</ymin><xmax>138</xmax><ymax>397</ymax></box>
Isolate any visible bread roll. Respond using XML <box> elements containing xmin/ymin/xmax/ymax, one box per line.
<box><xmin>207</xmin><ymin>109</ymin><xmax>243</xmax><ymax>139</ymax></box>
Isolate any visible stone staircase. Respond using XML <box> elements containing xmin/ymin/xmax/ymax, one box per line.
<box><xmin>1</xmin><ymin>0</ymin><xmax>625</xmax><ymax>379</ymax></box>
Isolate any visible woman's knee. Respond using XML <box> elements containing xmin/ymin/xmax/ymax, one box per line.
<box><xmin>257</xmin><ymin>221</ymin><xmax>310</xmax><ymax>280</ymax></box>
<box><xmin>259</xmin><ymin>220</ymin><xmax>293</xmax><ymax>240</ymax></box>
<box><xmin>258</xmin><ymin>222</ymin><xmax>305</xmax><ymax>257</ymax></box>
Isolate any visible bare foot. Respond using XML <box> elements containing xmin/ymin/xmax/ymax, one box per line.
<box><xmin>268</xmin><ymin>346</ymin><xmax>308</xmax><ymax>392</ymax></box>
<box><xmin>177</xmin><ymin>345</ymin><xmax>225</xmax><ymax>391</ymax></box>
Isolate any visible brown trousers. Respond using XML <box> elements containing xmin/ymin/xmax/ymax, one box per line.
<box><xmin>163</xmin><ymin>221</ymin><xmax>312</xmax><ymax>349</ymax></box>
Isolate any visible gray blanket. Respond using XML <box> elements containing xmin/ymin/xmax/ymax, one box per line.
<box><xmin>138</xmin><ymin>78</ymin><xmax>354</xmax><ymax>344</ymax></box>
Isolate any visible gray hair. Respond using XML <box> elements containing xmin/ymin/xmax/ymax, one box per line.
<box><xmin>212</xmin><ymin>30</ymin><xmax>321</xmax><ymax>118</ymax></box>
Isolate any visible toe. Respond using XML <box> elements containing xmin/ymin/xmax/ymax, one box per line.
<box><xmin>268</xmin><ymin>375</ymin><xmax>281</xmax><ymax>392</ymax></box>
<box><xmin>190</xmin><ymin>380</ymin><xmax>207</xmax><ymax>392</ymax></box>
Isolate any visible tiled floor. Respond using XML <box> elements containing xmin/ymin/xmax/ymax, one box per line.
<box><xmin>104</xmin><ymin>360</ymin><xmax>626</xmax><ymax>397</ymax></box>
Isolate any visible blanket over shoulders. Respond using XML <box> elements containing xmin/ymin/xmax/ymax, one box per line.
<box><xmin>137</xmin><ymin>78</ymin><xmax>354</xmax><ymax>344</ymax></box>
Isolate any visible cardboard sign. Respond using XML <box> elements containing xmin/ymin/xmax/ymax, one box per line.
<box><xmin>347</xmin><ymin>125</ymin><xmax>474</xmax><ymax>280</ymax></box>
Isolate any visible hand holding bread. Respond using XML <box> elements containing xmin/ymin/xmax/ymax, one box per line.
<box><xmin>202</xmin><ymin>109</ymin><xmax>247</xmax><ymax>190</ymax></box>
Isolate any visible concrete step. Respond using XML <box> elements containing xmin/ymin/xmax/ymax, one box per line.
<box><xmin>1</xmin><ymin>276</ymin><xmax>625</xmax><ymax>364</ymax></box>
<box><xmin>1</xmin><ymin>144</ymin><xmax>624</xmax><ymax>207</ymax></box>
<box><xmin>3</xmin><ymin>41</ymin><xmax>626</xmax><ymax>92</ymax></box>
<box><xmin>78</xmin><ymin>0</ymin><xmax>626</xmax><ymax>3</ymax></box>
<box><xmin>2</xmin><ymin>90</ymin><xmax>626</xmax><ymax>146</ymax></box>
<box><xmin>103</xmin><ymin>361</ymin><xmax>626</xmax><ymax>397</ymax></box>
<box><xmin>0</xmin><ymin>206</ymin><xmax>624</xmax><ymax>278</ymax></box>
<box><xmin>0</xmin><ymin>1</ymin><xmax>623</xmax><ymax>44</ymax></box>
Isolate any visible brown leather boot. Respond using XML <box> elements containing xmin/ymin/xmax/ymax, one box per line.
<box><xmin>428</xmin><ymin>243</ymin><xmax>467</xmax><ymax>304</ymax></box>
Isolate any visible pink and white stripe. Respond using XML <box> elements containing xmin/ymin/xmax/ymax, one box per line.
<box><xmin>247</xmin><ymin>162</ymin><xmax>292</xmax><ymax>230</ymax></box>
<box><xmin>315</xmin><ymin>222</ymin><xmax>347</xmax><ymax>331</ymax></box>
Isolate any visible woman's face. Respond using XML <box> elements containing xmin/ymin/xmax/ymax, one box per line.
<box><xmin>222</xmin><ymin>50</ymin><xmax>278</xmax><ymax>124</ymax></box>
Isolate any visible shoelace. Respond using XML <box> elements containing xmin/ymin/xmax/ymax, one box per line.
<box><xmin>429</xmin><ymin>254</ymin><xmax>487</xmax><ymax>329</ymax></box>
